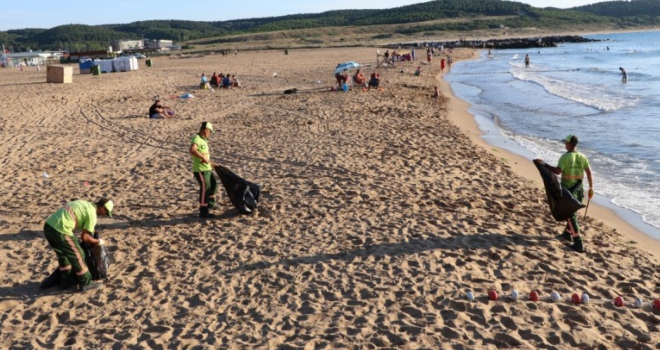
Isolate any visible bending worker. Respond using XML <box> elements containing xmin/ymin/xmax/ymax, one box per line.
<box><xmin>189</xmin><ymin>121</ymin><xmax>218</xmax><ymax>218</ymax></box>
<box><xmin>535</xmin><ymin>135</ymin><xmax>593</xmax><ymax>253</ymax></box>
<box><xmin>44</xmin><ymin>198</ymin><xmax>113</xmax><ymax>292</ymax></box>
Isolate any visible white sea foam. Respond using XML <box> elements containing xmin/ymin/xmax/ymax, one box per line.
<box><xmin>509</xmin><ymin>65</ymin><xmax>634</xmax><ymax>112</ymax></box>
<box><xmin>447</xmin><ymin>31</ymin><xmax>660</xmax><ymax>234</ymax></box>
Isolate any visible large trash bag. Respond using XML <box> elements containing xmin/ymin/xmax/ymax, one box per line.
<box><xmin>534</xmin><ymin>161</ymin><xmax>586</xmax><ymax>221</ymax></box>
<box><xmin>214</xmin><ymin>165</ymin><xmax>262</xmax><ymax>214</ymax></box>
<box><xmin>80</xmin><ymin>232</ymin><xmax>112</xmax><ymax>281</ymax></box>
<box><xmin>39</xmin><ymin>232</ymin><xmax>112</xmax><ymax>289</ymax></box>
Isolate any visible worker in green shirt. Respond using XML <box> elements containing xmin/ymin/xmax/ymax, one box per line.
<box><xmin>189</xmin><ymin>121</ymin><xmax>218</xmax><ymax>218</ymax></box>
<box><xmin>44</xmin><ymin>198</ymin><xmax>113</xmax><ymax>291</ymax></box>
<box><xmin>536</xmin><ymin>135</ymin><xmax>593</xmax><ymax>253</ymax></box>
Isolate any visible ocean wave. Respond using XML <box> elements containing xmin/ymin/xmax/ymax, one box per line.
<box><xmin>509</xmin><ymin>64</ymin><xmax>636</xmax><ymax>111</ymax></box>
<box><xmin>499</xmin><ymin>130</ymin><xmax>660</xmax><ymax>230</ymax></box>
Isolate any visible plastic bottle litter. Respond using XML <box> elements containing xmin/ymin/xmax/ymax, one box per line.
<box><xmin>42</xmin><ymin>172</ymin><xmax>50</xmax><ymax>178</ymax></box>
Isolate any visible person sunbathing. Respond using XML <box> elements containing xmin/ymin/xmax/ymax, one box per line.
<box><xmin>200</xmin><ymin>73</ymin><xmax>211</xmax><ymax>89</ymax></box>
<box><xmin>368</xmin><ymin>73</ymin><xmax>381</xmax><ymax>89</ymax></box>
<box><xmin>431</xmin><ymin>87</ymin><xmax>440</xmax><ymax>99</ymax></box>
<box><xmin>149</xmin><ymin>100</ymin><xmax>174</xmax><ymax>119</ymax></box>
<box><xmin>210</xmin><ymin>73</ymin><xmax>220</xmax><ymax>88</ymax></box>
<box><xmin>222</xmin><ymin>74</ymin><xmax>232</xmax><ymax>88</ymax></box>
<box><xmin>353</xmin><ymin>69</ymin><xmax>367</xmax><ymax>87</ymax></box>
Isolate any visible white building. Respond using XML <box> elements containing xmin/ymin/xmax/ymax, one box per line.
<box><xmin>1</xmin><ymin>51</ymin><xmax>63</xmax><ymax>68</ymax></box>
<box><xmin>144</xmin><ymin>39</ymin><xmax>173</xmax><ymax>50</ymax></box>
<box><xmin>111</xmin><ymin>40</ymin><xmax>144</xmax><ymax>52</ymax></box>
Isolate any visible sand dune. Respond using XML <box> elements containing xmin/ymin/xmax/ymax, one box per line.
<box><xmin>1</xmin><ymin>47</ymin><xmax>659</xmax><ymax>349</ymax></box>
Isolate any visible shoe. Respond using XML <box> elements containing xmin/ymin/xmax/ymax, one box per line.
<box><xmin>570</xmin><ymin>242</ymin><xmax>585</xmax><ymax>253</ymax></box>
<box><xmin>199</xmin><ymin>207</ymin><xmax>215</xmax><ymax>219</ymax></box>
<box><xmin>557</xmin><ymin>231</ymin><xmax>573</xmax><ymax>242</ymax></box>
<box><xmin>79</xmin><ymin>282</ymin><xmax>104</xmax><ymax>293</ymax></box>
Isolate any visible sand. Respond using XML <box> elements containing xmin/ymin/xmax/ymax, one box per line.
<box><xmin>1</xmin><ymin>47</ymin><xmax>660</xmax><ymax>349</ymax></box>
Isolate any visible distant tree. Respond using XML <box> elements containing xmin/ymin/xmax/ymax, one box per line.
<box><xmin>0</xmin><ymin>0</ymin><xmax>648</xmax><ymax>50</ymax></box>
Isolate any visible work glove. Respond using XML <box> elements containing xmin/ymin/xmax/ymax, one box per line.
<box><xmin>98</xmin><ymin>239</ymin><xmax>107</xmax><ymax>246</ymax></box>
<box><xmin>588</xmin><ymin>189</ymin><xmax>594</xmax><ymax>199</ymax></box>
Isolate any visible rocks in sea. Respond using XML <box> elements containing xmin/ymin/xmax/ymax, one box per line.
<box><xmin>385</xmin><ymin>35</ymin><xmax>600</xmax><ymax>50</ymax></box>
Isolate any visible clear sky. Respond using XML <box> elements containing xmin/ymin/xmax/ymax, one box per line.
<box><xmin>0</xmin><ymin>0</ymin><xmax>600</xmax><ymax>31</ymax></box>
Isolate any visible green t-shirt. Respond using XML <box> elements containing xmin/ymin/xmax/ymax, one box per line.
<box><xmin>557</xmin><ymin>151</ymin><xmax>590</xmax><ymax>188</ymax></box>
<box><xmin>45</xmin><ymin>200</ymin><xmax>98</xmax><ymax>236</ymax></box>
<box><xmin>191</xmin><ymin>134</ymin><xmax>211</xmax><ymax>172</ymax></box>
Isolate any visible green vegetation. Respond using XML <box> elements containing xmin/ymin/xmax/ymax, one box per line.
<box><xmin>572</xmin><ymin>0</ymin><xmax>660</xmax><ymax>26</ymax></box>
<box><xmin>0</xmin><ymin>0</ymin><xmax>657</xmax><ymax>52</ymax></box>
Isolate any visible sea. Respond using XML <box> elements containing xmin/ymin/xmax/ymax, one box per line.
<box><xmin>445</xmin><ymin>30</ymin><xmax>660</xmax><ymax>240</ymax></box>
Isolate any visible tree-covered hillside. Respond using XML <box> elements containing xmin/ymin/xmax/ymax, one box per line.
<box><xmin>0</xmin><ymin>0</ymin><xmax>654</xmax><ymax>52</ymax></box>
<box><xmin>572</xmin><ymin>0</ymin><xmax>660</xmax><ymax>25</ymax></box>
<box><xmin>573</xmin><ymin>0</ymin><xmax>660</xmax><ymax>17</ymax></box>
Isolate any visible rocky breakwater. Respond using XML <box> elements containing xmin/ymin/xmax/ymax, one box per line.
<box><xmin>482</xmin><ymin>35</ymin><xmax>600</xmax><ymax>49</ymax></box>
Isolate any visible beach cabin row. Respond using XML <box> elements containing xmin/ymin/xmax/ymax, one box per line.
<box><xmin>79</xmin><ymin>57</ymin><xmax>139</xmax><ymax>74</ymax></box>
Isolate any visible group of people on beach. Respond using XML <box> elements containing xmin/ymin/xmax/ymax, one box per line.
<box><xmin>201</xmin><ymin>72</ymin><xmax>241</xmax><ymax>90</ymax></box>
<box><xmin>42</xmin><ymin>120</ymin><xmax>219</xmax><ymax>292</ymax></box>
<box><xmin>383</xmin><ymin>49</ymin><xmax>414</xmax><ymax>65</ymax></box>
<box><xmin>334</xmin><ymin>68</ymin><xmax>381</xmax><ymax>91</ymax></box>
<box><xmin>40</xmin><ymin>46</ymin><xmax>600</xmax><ymax>296</ymax></box>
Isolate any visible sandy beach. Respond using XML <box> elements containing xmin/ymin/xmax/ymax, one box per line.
<box><xmin>1</xmin><ymin>47</ymin><xmax>660</xmax><ymax>349</ymax></box>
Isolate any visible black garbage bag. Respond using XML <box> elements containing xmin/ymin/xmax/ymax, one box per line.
<box><xmin>80</xmin><ymin>233</ymin><xmax>112</xmax><ymax>281</ymax></box>
<box><xmin>39</xmin><ymin>232</ymin><xmax>112</xmax><ymax>289</ymax></box>
<box><xmin>214</xmin><ymin>165</ymin><xmax>262</xmax><ymax>214</ymax></box>
<box><xmin>534</xmin><ymin>161</ymin><xmax>586</xmax><ymax>221</ymax></box>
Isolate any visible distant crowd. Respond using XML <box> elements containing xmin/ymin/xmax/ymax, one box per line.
<box><xmin>201</xmin><ymin>72</ymin><xmax>241</xmax><ymax>90</ymax></box>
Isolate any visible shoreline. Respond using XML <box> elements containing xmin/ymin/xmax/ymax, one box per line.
<box><xmin>437</xmin><ymin>50</ymin><xmax>660</xmax><ymax>259</ymax></box>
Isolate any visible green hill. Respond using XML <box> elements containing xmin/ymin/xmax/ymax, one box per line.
<box><xmin>572</xmin><ymin>0</ymin><xmax>660</xmax><ymax>26</ymax></box>
<box><xmin>0</xmin><ymin>0</ymin><xmax>655</xmax><ymax>52</ymax></box>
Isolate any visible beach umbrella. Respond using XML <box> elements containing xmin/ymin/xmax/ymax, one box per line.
<box><xmin>334</xmin><ymin>61</ymin><xmax>360</xmax><ymax>74</ymax></box>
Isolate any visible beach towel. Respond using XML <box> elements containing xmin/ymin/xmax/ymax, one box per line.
<box><xmin>214</xmin><ymin>165</ymin><xmax>261</xmax><ymax>215</ymax></box>
<box><xmin>39</xmin><ymin>232</ymin><xmax>113</xmax><ymax>289</ymax></box>
<box><xmin>534</xmin><ymin>161</ymin><xmax>586</xmax><ymax>221</ymax></box>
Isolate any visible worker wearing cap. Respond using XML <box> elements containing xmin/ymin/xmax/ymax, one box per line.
<box><xmin>536</xmin><ymin>135</ymin><xmax>593</xmax><ymax>253</ymax></box>
<box><xmin>189</xmin><ymin>121</ymin><xmax>217</xmax><ymax>218</ymax></box>
<box><xmin>43</xmin><ymin>198</ymin><xmax>113</xmax><ymax>291</ymax></box>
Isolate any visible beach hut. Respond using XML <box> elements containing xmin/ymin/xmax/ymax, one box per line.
<box><xmin>112</xmin><ymin>58</ymin><xmax>129</xmax><ymax>72</ymax></box>
<box><xmin>128</xmin><ymin>56</ymin><xmax>139</xmax><ymax>71</ymax></box>
<box><xmin>110</xmin><ymin>57</ymin><xmax>139</xmax><ymax>72</ymax></box>
<box><xmin>94</xmin><ymin>59</ymin><xmax>114</xmax><ymax>73</ymax></box>
<box><xmin>79</xmin><ymin>58</ymin><xmax>94</xmax><ymax>74</ymax></box>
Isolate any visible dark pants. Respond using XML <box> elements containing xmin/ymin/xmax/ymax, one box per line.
<box><xmin>43</xmin><ymin>223</ymin><xmax>92</xmax><ymax>286</ymax></box>
<box><xmin>565</xmin><ymin>183</ymin><xmax>584</xmax><ymax>236</ymax></box>
<box><xmin>194</xmin><ymin>171</ymin><xmax>217</xmax><ymax>209</ymax></box>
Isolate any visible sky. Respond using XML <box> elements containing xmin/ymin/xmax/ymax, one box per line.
<box><xmin>0</xmin><ymin>0</ymin><xmax>601</xmax><ymax>31</ymax></box>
